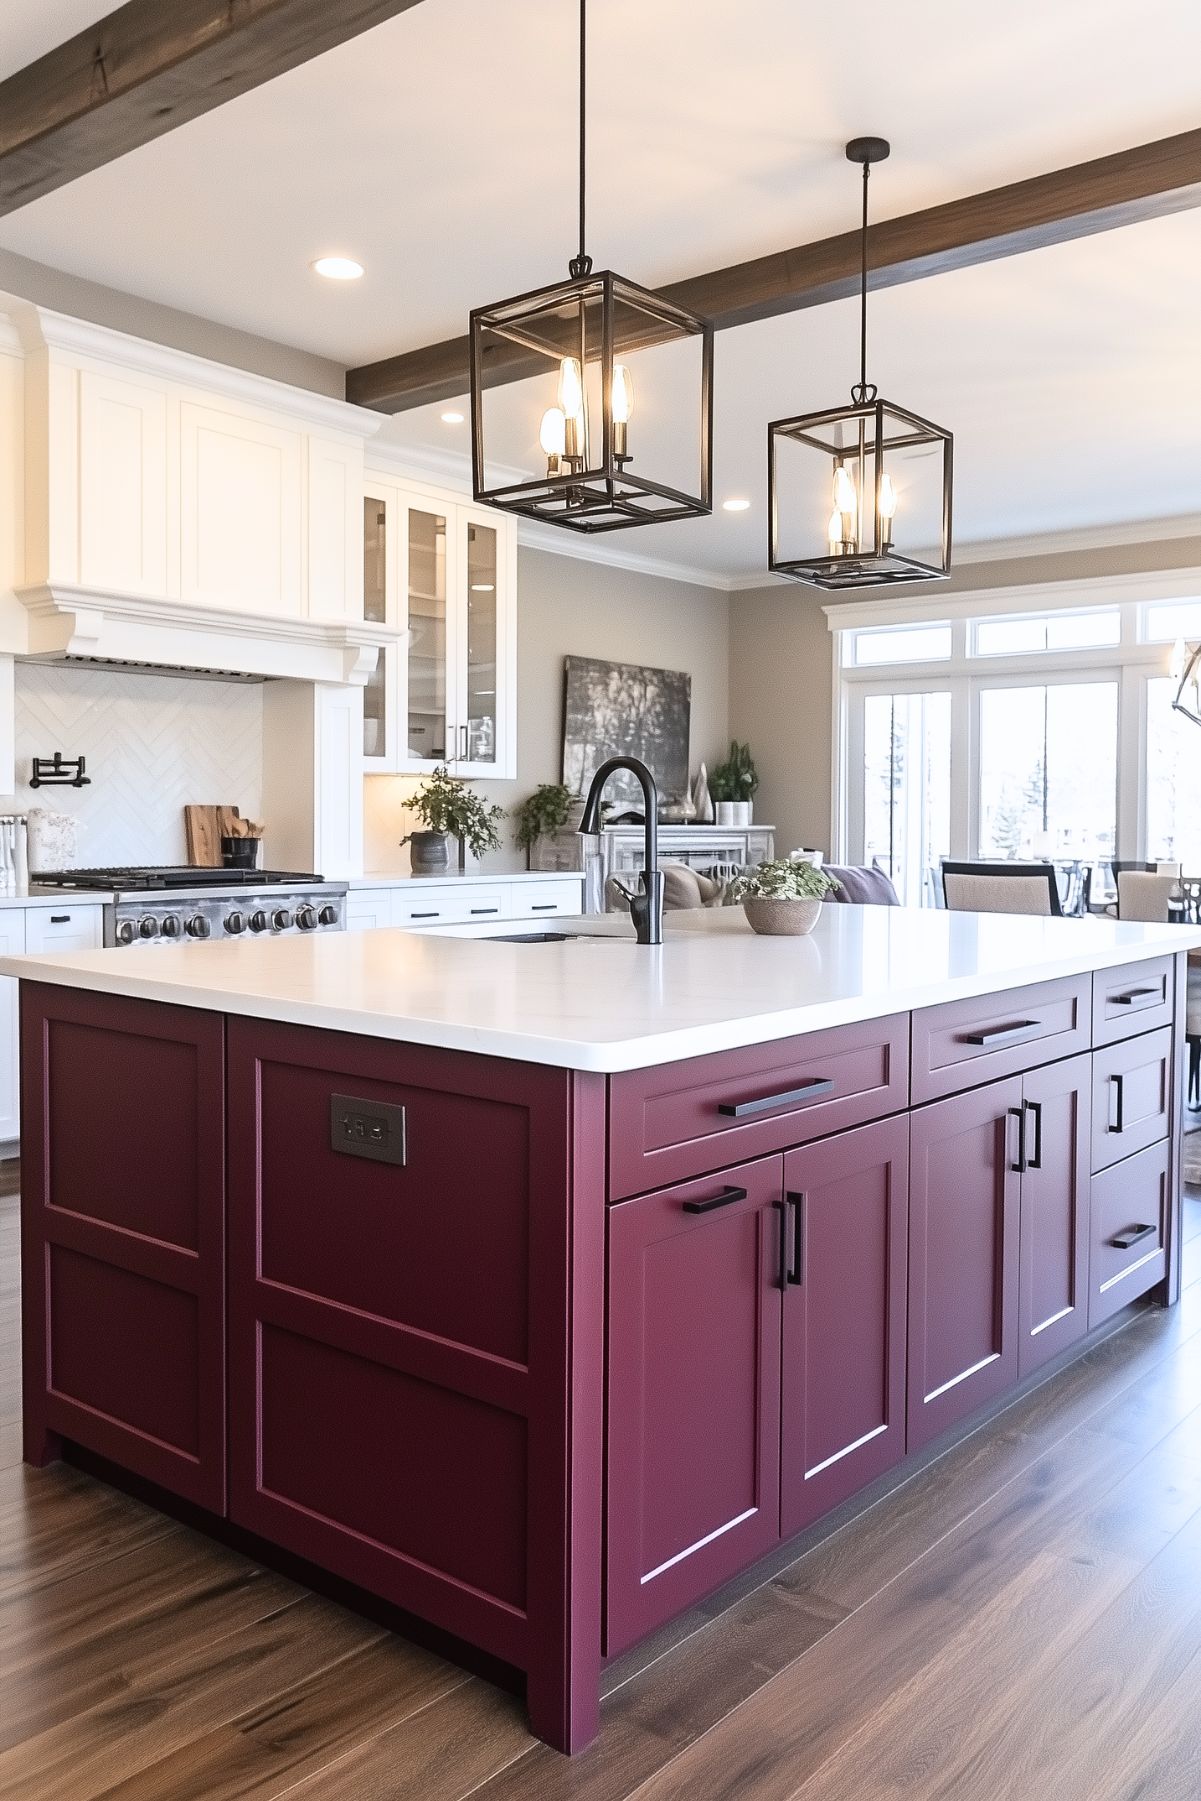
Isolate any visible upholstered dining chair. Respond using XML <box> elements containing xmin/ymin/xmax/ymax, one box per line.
<box><xmin>941</xmin><ymin>860</ymin><xmax>1062</xmax><ymax>917</ymax></box>
<box><xmin>1115</xmin><ymin>870</ymin><xmax>1179</xmax><ymax>922</ymax></box>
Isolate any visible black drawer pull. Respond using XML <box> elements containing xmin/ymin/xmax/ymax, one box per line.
<box><xmin>785</xmin><ymin>1191</ymin><xmax>805</xmax><ymax>1286</ymax></box>
<box><xmin>470</xmin><ymin>907</ymin><xmax>499</xmax><ymax>916</ymax></box>
<box><xmin>1108</xmin><ymin>1071</ymin><xmax>1125</xmax><ymax>1135</ymax></box>
<box><xmin>961</xmin><ymin>1019</ymin><xmax>1039</xmax><ymax>1048</ymax></box>
<box><xmin>531</xmin><ymin>904</ymin><xmax>558</xmax><ymax>912</ymax></box>
<box><xmin>1110</xmin><ymin>1223</ymin><xmax>1157</xmax><ymax>1250</ymax></box>
<box><xmin>49</xmin><ymin>914</ymin><xmax>71</xmax><ymax>924</ymax></box>
<box><xmin>682</xmin><ymin>1184</ymin><xmax>748</xmax><ymax>1215</ymax></box>
<box><xmin>410</xmin><ymin>910</ymin><xmax>440</xmax><ymax>919</ymax></box>
<box><xmin>1008</xmin><ymin>1105</ymin><xmax>1027</xmax><ymax>1175</ymax></box>
<box><xmin>718</xmin><ymin>1078</ymin><xmax>834</xmax><ymax>1118</ymax></box>
<box><xmin>774</xmin><ymin>1198</ymin><xmax>790</xmax><ymax>1291</ymax></box>
<box><xmin>1025</xmin><ymin>1098</ymin><xmax>1043</xmax><ymax>1170</ymax></box>
<box><xmin>1111</xmin><ymin>986</ymin><xmax>1160</xmax><ymax>1008</ymax></box>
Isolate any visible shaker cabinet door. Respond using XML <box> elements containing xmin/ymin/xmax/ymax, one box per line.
<box><xmin>780</xmin><ymin>1115</ymin><xmax>909</xmax><ymax>1537</ymax></box>
<box><xmin>606</xmin><ymin>1157</ymin><xmax>783</xmax><ymax>1655</ymax></box>
<box><xmin>908</xmin><ymin>1078</ymin><xmax>1022</xmax><ymax>1451</ymax></box>
<box><xmin>1018</xmin><ymin>1054</ymin><xmax>1091</xmax><ymax>1377</ymax></box>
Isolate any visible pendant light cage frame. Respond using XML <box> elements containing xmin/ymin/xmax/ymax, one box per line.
<box><xmin>470</xmin><ymin>269</ymin><xmax>714</xmax><ymax>532</ymax></box>
<box><xmin>768</xmin><ymin>396</ymin><xmax>953</xmax><ymax>589</ymax></box>
<box><xmin>768</xmin><ymin>135</ymin><xmax>954</xmax><ymax>590</ymax></box>
<box><xmin>1172</xmin><ymin>641</ymin><xmax>1201</xmax><ymax>728</ymax></box>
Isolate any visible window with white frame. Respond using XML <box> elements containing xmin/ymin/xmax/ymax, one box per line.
<box><xmin>831</xmin><ymin>578</ymin><xmax>1201</xmax><ymax>905</ymax></box>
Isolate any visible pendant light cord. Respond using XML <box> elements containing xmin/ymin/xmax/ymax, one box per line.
<box><xmin>569</xmin><ymin>0</ymin><xmax>593</xmax><ymax>279</ymax></box>
<box><xmin>852</xmin><ymin>156</ymin><xmax>876</xmax><ymax>404</ymax></box>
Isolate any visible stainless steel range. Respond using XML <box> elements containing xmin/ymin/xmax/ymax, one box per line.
<box><xmin>33</xmin><ymin>866</ymin><xmax>347</xmax><ymax>948</ymax></box>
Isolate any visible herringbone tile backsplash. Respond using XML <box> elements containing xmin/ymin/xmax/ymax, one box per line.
<box><xmin>9</xmin><ymin>665</ymin><xmax>263</xmax><ymax>866</ymax></box>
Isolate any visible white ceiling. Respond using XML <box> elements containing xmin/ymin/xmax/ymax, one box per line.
<box><xmin>1</xmin><ymin>0</ymin><xmax>1199</xmax><ymax>579</ymax></box>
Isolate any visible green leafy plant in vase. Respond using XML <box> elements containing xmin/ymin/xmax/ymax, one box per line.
<box><xmin>710</xmin><ymin>740</ymin><xmax>760</xmax><ymax>826</ymax></box>
<box><xmin>731</xmin><ymin>857</ymin><xmax>839</xmax><ymax>936</ymax></box>
<box><xmin>402</xmin><ymin>766</ymin><xmax>505</xmax><ymax>875</ymax></box>
<box><xmin>514</xmin><ymin>783</ymin><xmax>574</xmax><ymax>868</ymax></box>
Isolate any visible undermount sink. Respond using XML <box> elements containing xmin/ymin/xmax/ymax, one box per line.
<box><xmin>485</xmin><ymin>930</ymin><xmax>622</xmax><ymax>944</ymax></box>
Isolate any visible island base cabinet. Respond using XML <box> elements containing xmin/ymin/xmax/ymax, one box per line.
<box><xmin>908</xmin><ymin>1079</ymin><xmax>1022</xmax><ymax>1452</ymax></box>
<box><xmin>605</xmin><ymin>1158</ymin><xmax>783</xmax><ymax>1657</ymax></box>
<box><xmin>20</xmin><ymin>985</ymin><xmax>227</xmax><ymax>1511</ymax></box>
<box><xmin>1089</xmin><ymin>1139</ymin><xmax>1169</xmax><ymax>1328</ymax></box>
<box><xmin>1018</xmin><ymin>1054</ymin><xmax>1091</xmax><ymax>1378</ymax></box>
<box><xmin>780</xmin><ymin>1115</ymin><xmax>909</xmax><ymax>1537</ymax></box>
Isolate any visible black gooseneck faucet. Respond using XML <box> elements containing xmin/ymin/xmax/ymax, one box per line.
<box><xmin>578</xmin><ymin>756</ymin><xmax>664</xmax><ymax>945</ymax></box>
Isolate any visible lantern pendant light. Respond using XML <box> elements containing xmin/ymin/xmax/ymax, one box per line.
<box><xmin>768</xmin><ymin>138</ymin><xmax>953</xmax><ymax>589</ymax></box>
<box><xmin>469</xmin><ymin>0</ymin><xmax>713</xmax><ymax>531</ymax></box>
<box><xmin>1171</xmin><ymin>637</ymin><xmax>1201</xmax><ymax>728</ymax></box>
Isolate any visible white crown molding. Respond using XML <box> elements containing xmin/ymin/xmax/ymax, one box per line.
<box><xmin>823</xmin><ymin>565</ymin><xmax>1201</xmax><ymax>634</ymax></box>
<box><xmin>2</xmin><ymin>295</ymin><xmax>383</xmax><ymax>440</ymax></box>
<box><xmin>16</xmin><ymin>582</ymin><xmax>409</xmax><ymax>686</ymax></box>
<box><xmin>515</xmin><ymin>522</ymin><xmax>734</xmax><ymax>591</ymax></box>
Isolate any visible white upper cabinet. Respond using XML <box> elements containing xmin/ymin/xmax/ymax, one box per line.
<box><xmin>20</xmin><ymin>309</ymin><xmax>377</xmax><ymax>625</ymax></box>
<box><xmin>362</xmin><ymin>471</ymin><xmax>516</xmax><ymax>781</ymax></box>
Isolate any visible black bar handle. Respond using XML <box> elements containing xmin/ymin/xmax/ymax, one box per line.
<box><xmin>1025</xmin><ymin>1098</ymin><xmax>1043</xmax><ymax>1171</ymax></box>
<box><xmin>785</xmin><ymin>1191</ymin><xmax>805</xmax><ymax>1285</ymax></box>
<box><xmin>774</xmin><ymin>1198</ymin><xmax>790</xmax><ymax>1291</ymax></box>
<box><xmin>1110</xmin><ymin>1223</ymin><xmax>1156</xmax><ymax>1250</ymax></box>
<box><xmin>531</xmin><ymin>904</ymin><xmax>558</xmax><ymax>912</ymax></box>
<box><xmin>961</xmin><ymin>1020</ymin><xmax>1040</xmax><ymax>1048</ymax></box>
<box><xmin>1008</xmin><ymin>1105</ymin><xmax>1027</xmax><ymax>1175</ymax></box>
<box><xmin>682</xmin><ymin>1184</ymin><xmax>748</xmax><ymax>1215</ymax></box>
<box><xmin>49</xmin><ymin>914</ymin><xmax>71</xmax><ymax>923</ymax></box>
<box><xmin>1111</xmin><ymin>986</ymin><xmax>1160</xmax><ymax>1008</ymax></box>
<box><xmin>718</xmin><ymin>1077</ymin><xmax>835</xmax><ymax>1119</ymax></box>
<box><xmin>1108</xmin><ymin>1072</ymin><xmax>1125</xmax><ymax>1135</ymax></box>
<box><xmin>410</xmin><ymin>910</ymin><xmax>440</xmax><ymax>919</ymax></box>
<box><xmin>470</xmin><ymin>907</ymin><xmax>499</xmax><ymax>916</ymax></box>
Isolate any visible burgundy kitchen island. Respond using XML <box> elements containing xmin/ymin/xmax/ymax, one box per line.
<box><xmin>8</xmin><ymin>906</ymin><xmax>1196</xmax><ymax>1753</ymax></box>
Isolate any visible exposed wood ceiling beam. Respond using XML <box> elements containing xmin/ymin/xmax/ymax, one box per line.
<box><xmin>0</xmin><ymin>0</ymin><xmax>429</xmax><ymax>218</ymax></box>
<box><xmin>347</xmin><ymin>128</ymin><xmax>1201</xmax><ymax>414</ymax></box>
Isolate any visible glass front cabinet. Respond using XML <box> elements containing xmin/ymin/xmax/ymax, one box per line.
<box><xmin>362</xmin><ymin>474</ymin><xmax>516</xmax><ymax>778</ymax></box>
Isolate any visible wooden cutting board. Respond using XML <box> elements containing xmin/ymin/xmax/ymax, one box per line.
<box><xmin>184</xmin><ymin>806</ymin><xmax>241</xmax><ymax>867</ymax></box>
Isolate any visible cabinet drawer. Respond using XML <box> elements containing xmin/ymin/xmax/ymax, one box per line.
<box><xmin>344</xmin><ymin>891</ymin><xmax>391</xmax><ymax>933</ymax></box>
<box><xmin>393</xmin><ymin>888</ymin><xmax>508</xmax><ymax>926</ymax></box>
<box><xmin>1089</xmin><ymin>1139</ymin><xmax>1169</xmax><ymax>1327</ymax></box>
<box><xmin>911</xmin><ymin>975</ymin><xmax>1090</xmax><ymax>1105</ymax></box>
<box><xmin>25</xmin><ymin>907</ymin><xmax>104</xmax><ymax>954</ymax></box>
<box><xmin>608</xmin><ymin>1015</ymin><xmax>909</xmax><ymax>1200</ymax></box>
<box><xmin>1092</xmin><ymin>957</ymin><xmax>1175</xmax><ymax>1047</ymax></box>
<box><xmin>508</xmin><ymin>881</ymin><xmax>583</xmax><ymax>919</ymax></box>
<box><xmin>1091</xmin><ymin>1027</ymin><xmax>1172</xmax><ymax>1172</ymax></box>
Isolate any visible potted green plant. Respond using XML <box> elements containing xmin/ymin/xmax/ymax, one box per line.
<box><xmin>731</xmin><ymin>857</ymin><xmax>839</xmax><ymax>936</ymax></box>
<box><xmin>402</xmin><ymin>766</ymin><xmax>504</xmax><ymax>875</ymax></box>
<box><xmin>514</xmin><ymin>783</ymin><xmax>574</xmax><ymax>868</ymax></box>
<box><xmin>711</xmin><ymin>741</ymin><xmax>759</xmax><ymax>827</ymax></box>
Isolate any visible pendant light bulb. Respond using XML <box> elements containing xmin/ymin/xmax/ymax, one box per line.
<box><xmin>557</xmin><ymin>357</ymin><xmax>586</xmax><ymax>461</ymax></box>
<box><xmin>832</xmin><ymin>463</ymin><xmax>857</xmax><ymax>515</ymax></box>
<box><xmin>878</xmin><ymin>471</ymin><xmax>897</xmax><ymax>523</ymax></box>
<box><xmin>612</xmin><ymin>362</ymin><xmax>633</xmax><ymax>461</ymax></box>
<box><xmin>540</xmin><ymin>406</ymin><xmax>567</xmax><ymax>475</ymax></box>
<box><xmin>827</xmin><ymin>507</ymin><xmax>844</xmax><ymax>554</ymax></box>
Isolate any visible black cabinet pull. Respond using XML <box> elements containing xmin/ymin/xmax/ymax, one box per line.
<box><xmin>49</xmin><ymin>914</ymin><xmax>71</xmax><ymax>924</ymax></box>
<box><xmin>1110</xmin><ymin>1223</ymin><xmax>1156</xmax><ymax>1250</ymax></box>
<box><xmin>1108</xmin><ymin>1072</ymin><xmax>1125</xmax><ymax>1135</ymax></box>
<box><xmin>1111</xmin><ymin>986</ymin><xmax>1159</xmax><ymax>1009</ymax></box>
<box><xmin>718</xmin><ymin>1077</ymin><xmax>834</xmax><ymax>1119</ymax></box>
<box><xmin>410</xmin><ymin>910</ymin><xmax>440</xmax><ymax>920</ymax></box>
<box><xmin>1025</xmin><ymin>1098</ymin><xmax>1043</xmax><ymax>1170</ymax></box>
<box><xmin>1008</xmin><ymin>1105</ymin><xmax>1027</xmax><ymax>1174</ymax></box>
<box><xmin>470</xmin><ymin>907</ymin><xmax>499</xmax><ymax>916</ymax></box>
<box><xmin>531</xmin><ymin>904</ymin><xmax>558</xmax><ymax>912</ymax></box>
<box><xmin>961</xmin><ymin>1020</ymin><xmax>1040</xmax><ymax>1048</ymax></box>
<box><xmin>682</xmin><ymin>1184</ymin><xmax>748</xmax><ymax>1215</ymax></box>
<box><xmin>774</xmin><ymin>1198</ymin><xmax>790</xmax><ymax>1292</ymax></box>
<box><xmin>785</xmin><ymin>1191</ymin><xmax>805</xmax><ymax>1286</ymax></box>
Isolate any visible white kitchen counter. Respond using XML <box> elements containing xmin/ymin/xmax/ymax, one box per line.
<box><xmin>0</xmin><ymin>889</ymin><xmax>109</xmax><ymax>910</ymax></box>
<box><xmin>3</xmin><ymin>904</ymin><xmax>1199</xmax><ymax>1073</ymax></box>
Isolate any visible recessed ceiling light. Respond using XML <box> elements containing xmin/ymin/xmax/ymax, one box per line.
<box><xmin>441</xmin><ymin>410</ymin><xmax>465</xmax><ymax>425</ymax></box>
<box><xmin>722</xmin><ymin>497</ymin><xmax>751</xmax><ymax>512</ymax></box>
<box><xmin>311</xmin><ymin>256</ymin><xmax>363</xmax><ymax>281</ymax></box>
<box><xmin>470</xmin><ymin>582</ymin><xmax>495</xmax><ymax>592</ymax></box>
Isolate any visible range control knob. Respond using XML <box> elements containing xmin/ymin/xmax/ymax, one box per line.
<box><xmin>296</xmin><ymin>904</ymin><xmax>319</xmax><ymax>932</ymax></box>
<box><xmin>186</xmin><ymin>915</ymin><xmax>211</xmax><ymax>939</ymax></box>
<box><xmin>160</xmin><ymin>915</ymin><xmax>181</xmax><ymax>940</ymax></box>
<box><xmin>318</xmin><ymin>903</ymin><xmax>339</xmax><ymax>927</ymax></box>
<box><xmin>272</xmin><ymin>908</ymin><xmax>293</xmax><ymax>931</ymax></box>
<box><xmin>138</xmin><ymin>916</ymin><xmax>158</xmax><ymax>939</ymax></box>
<box><xmin>225</xmin><ymin>911</ymin><xmax>245</xmax><ymax>935</ymax></box>
<box><xmin>115</xmin><ymin>920</ymin><xmax>136</xmax><ymax>946</ymax></box>
<box><xmin>249</xmin><ymin>910</ymin><xmax>269</xmax><ymax>933</ymax></box>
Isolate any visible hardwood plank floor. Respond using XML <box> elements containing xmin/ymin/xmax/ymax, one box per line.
<box><xmin>3</xmin><ymin>1172</ymin><xmax>1201</xmax><ymax>1798</ymax></box>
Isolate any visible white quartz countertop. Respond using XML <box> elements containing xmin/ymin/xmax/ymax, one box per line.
<box><xmin>347</xmin><ymin>870</ymin><xmax>583</xmax><ymax>889</ymax></box>
<box><xmin>0</xmin><ymin>888</ymin><xmax>109</xmax><ymax>910</ymax></box>
<box><xmin>3</xmin><ymin>904</ymin><xmax>1199</xmax><ymax>1073</ymax></box>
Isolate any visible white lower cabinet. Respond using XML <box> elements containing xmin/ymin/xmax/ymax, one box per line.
<box><xmin>2</xmin><ymin>905</ymin><xmax>104</xmax><ymax>1147</ymax></box>
<box><xmin>344</xmin><ymin>877</ymin><xmax>586</xmax><ymax>933</ymax></box>
<box><xmin>0</xmin><ymin>914</ymin><xmax>25</xmax><ymax>1144</ymax></box>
